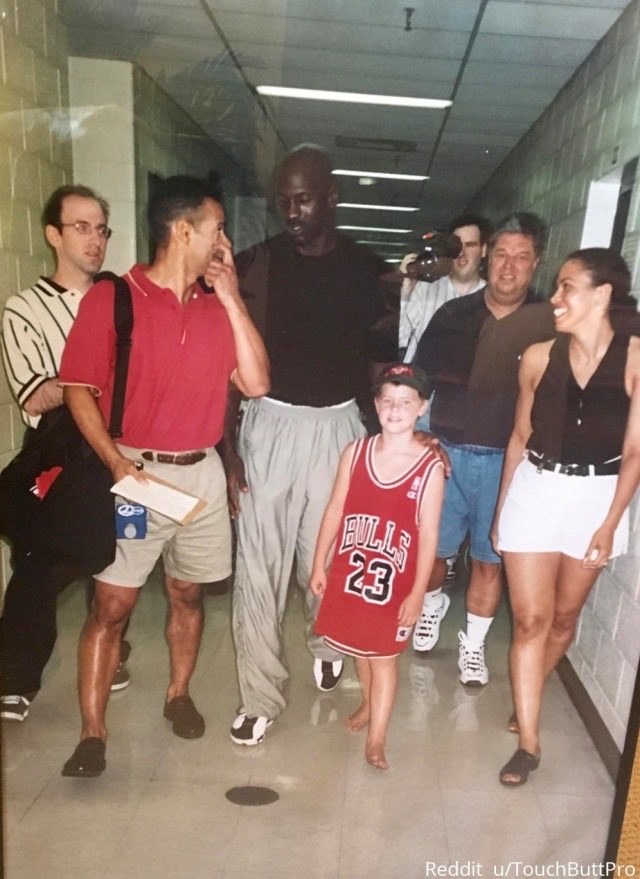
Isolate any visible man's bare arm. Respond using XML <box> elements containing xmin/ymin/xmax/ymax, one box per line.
<box><xmin>23</xmin><ymin>379</ymin><xmax>64</xmax><ymax>416</ymax></box>
<box><xmin>63</xmin><ymin>385</ymin><xmax>145</xmax><ymax>484</ymax></box>
<box><xmin>218</xmin><ymin>386</ymin><xmax>247</xmax><ymax>518</ymax></box>
<box><xmin>204</xmin><ymin>243</ymin><xmax>270</xmax><ymax>398</ymax></box>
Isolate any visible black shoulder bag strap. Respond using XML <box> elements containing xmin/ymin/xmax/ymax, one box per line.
<box><xmin>93</xmin><ymin>270</ymin><xmax>134</xmax><ymax>439</ymax></box>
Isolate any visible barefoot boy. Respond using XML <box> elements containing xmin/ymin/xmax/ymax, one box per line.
<box><xmin>310</xmin><ymin>364</ymin><xmax>445</xmax><ymax>768</ymax></box>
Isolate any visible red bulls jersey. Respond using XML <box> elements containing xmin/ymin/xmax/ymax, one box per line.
<box><xmin>315</xmin><ymin>436</ymin><xmax>442</xmax><ymax>657</ymax></box>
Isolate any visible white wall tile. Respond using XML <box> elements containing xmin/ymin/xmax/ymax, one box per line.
<box><xmin>615</xmin><ymin>660</ymin><xmax>637</xmax><ymax>727</ymax></box>
<box><xmin>14</xmin><ymin>0</ymin><xmax>46</xmax><ymax>58</ymax></box>
<box><xmin>68</xmin><ymin>57</ymin><xmax>136</xmax><ymax>274</ymax></box>
<box><xmin>593</xmin><ymin>632</ymin><xmax>624</xmax><ymax>705</ymax></box>
<box><xmin>2</xmin><ymin>28</ymin><xmax>36</xmax><ymax>102</ymax></box>
<box><xmin>594</xmin><ymin>689</ymin><xmax>627</xmax><ymax>751</ymax></box>
<box><xmin>0</xmin><ymin>403</ymin><xmax>14</xmax><ymax>454</ymax></box>
<box><xmin>574</xmin><ymin>602</ymin><xmax>602</xmax><ymax>667</ymax></box>
<box><xmin>591</xmin><ymin>574</ymin><xmax>619</xmax><ymax>638</ymax></box>
<box><xmin>610</xmin><ymin>549</ymin><xmax>640</xmax><ymax>599</ymax></box>
<box><xmin>11</xmin><ymin>150</ymin><xmax>40</xmax><ymax>201</ymax></box>
<box><xmin>0</xmin><ymin>2</ymin><xmax>70</xmax><ymax>521</ymax></box>
<box><xmin>0</xmin><ymin>89</ymin><xmax>26</xmax><ymax>151</ymax></box>
<box><xmin>0</xmin><ymin>249</ymin><xmax>20</xmax><ymax>297</ymax></box>
<box><xmin>614</xmin><ymin>592</ymin><xmax>640</xmax><ymax>667</ymax></box>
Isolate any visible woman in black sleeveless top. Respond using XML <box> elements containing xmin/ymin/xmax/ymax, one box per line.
<box><xmin>491</xmin><ymin>248</ymin><xmax>640</xmax><ymax>786</ymax></box>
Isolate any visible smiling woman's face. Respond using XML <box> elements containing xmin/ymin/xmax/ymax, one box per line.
<box><xmin>551</xmin><ymin>259</ymin><xmax>607</xmax><ymax>330</ymax></box>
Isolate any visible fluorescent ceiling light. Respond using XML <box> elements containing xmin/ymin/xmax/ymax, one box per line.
<box><xmin>337</xmin><ymin>225</ymin><xmax>412</xmax><ymax>233</ymax></box>
<box><xmin>356</xmin><ymin>240</ymin><xmax>408</xmax><ymax>247</ymax></box>
<box><xmin>334</xmin><ymin>170</ymin><xmax>429</xmax><ymax>181</ymax></box>
<box><xmin>338</xmin><ymin>202</ymin><xmax>418</xmax><ymax>212</ymax></box>
<box><xmin>256</xmin><ymin>85</ymin><xmax>451</xmax><ymax>109</ymax></box>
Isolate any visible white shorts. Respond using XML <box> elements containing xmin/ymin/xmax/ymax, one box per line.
<box><xmin>497</xmin><ymin>457</ymin><xmax>629</xmax><ymax>560</ymax></box>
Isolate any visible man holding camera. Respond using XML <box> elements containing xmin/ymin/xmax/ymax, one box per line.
<box><xmin>399</xmin><ymin>214</ymin><xmax>491</xmax><ymax>363</ymax></box>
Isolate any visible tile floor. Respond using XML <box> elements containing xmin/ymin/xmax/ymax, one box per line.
<box><xmin>2</xmin><ymin>564</ymin><xmax>615</xmax><ymax>879</ymax></box>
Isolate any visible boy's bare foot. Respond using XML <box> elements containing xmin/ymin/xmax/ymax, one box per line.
<box><xmin>346</xmin><ymin>703</ymin><xmax>369</xmax><ymax>731</ymax></box>
<box><xmin>365</xmin><ymin>741</ymin><xmax>388</xmax><ymax>770</ymax></box>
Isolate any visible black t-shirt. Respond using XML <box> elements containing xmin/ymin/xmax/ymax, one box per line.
<box><xmin>413</xmin><ymin>289</ymin><xmax>556</xmax><ymax>448</ymax></box>
<box><xmin>235</xmin><ymin>233</ymin><xmax>388</xmax><ymax>407</ymax></box>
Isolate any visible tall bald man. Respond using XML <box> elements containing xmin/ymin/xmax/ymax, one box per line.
<box><xmin>222</xmin><ymin>146</ymin><xmax>389</xmax><ymax>745</ymax></box>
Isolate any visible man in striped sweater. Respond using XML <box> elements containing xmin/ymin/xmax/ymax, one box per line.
<box><xmin>0</xmin><ymin>184</ymin><xmax>122</xmax><ymax>722</ymax></box>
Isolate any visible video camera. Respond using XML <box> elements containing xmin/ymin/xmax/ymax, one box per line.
<box><xmin>404</xmin><ymin>231</ymin><xmax>462</xmax><ymax>283</ymax></box>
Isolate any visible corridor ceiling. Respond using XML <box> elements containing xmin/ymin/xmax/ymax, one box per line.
<box><xmin>62</xmin><ymin>0</ymin><xmax>633</xmax><ymax>254</ymax></box>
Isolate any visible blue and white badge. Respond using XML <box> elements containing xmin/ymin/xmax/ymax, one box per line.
<box><xmin>115</xmin><ymin>503</ymin><xmax>147</xmax><ymax>539</ymax></box>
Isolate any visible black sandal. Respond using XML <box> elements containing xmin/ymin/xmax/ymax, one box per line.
<box><xmin>499</xmin><ymin>748</ymin><xmax>540</xmax><ymax>786</ymax></box>
<box><xmin>507</xmin><ymin>712</ymin><xmax>519</xmax><ymax>734</ymax></box>
<box><xmin>61</xmin><ymin>737</ymin><xmax>106</xmax><ymax>777</ymax></box>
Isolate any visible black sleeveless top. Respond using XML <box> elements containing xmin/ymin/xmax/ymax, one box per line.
<box><xmin>528</xmin><ymin>333</ymin><xmax>630</xmax><ymax>465</ymax></box>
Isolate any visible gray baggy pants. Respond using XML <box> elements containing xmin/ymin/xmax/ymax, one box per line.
<box><xmin>232</xmin><ymin>396</ymin><xmax>366</xmax><ymax>719</ymax></box>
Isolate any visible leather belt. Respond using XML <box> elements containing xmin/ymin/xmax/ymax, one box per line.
<box><xmin>141</xmin><ymin>450</ymin><xmax>207</xmax><ymax>466</ymax></box>
<box><xmin>526</xmin><ymin>450</ymin><xmax>620</xmax><ymax>477</ymax></box>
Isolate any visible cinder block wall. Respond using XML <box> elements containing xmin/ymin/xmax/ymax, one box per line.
<box><xmin>1</xmin><ymin>46</ymin><xmax>249</xmax><ymax>593</ymax></box>
<box><xmin>470</xmin><ymin>0</ymin><xmax>640</xmax><ymax>748</ymax></box>
<box><xmin>0</xmin><ymin>0</ymin><xmax>72</xmax><ymax>588</ymax></box>
<box><xmin>68</xmin><ymin>57</ymin><xmax>137</xmax><ymax>276</ymax></box>
<box><xmin>132</xmin><ymin>66</ymin><xmax>245</xmax><ymax>263</ymax></box>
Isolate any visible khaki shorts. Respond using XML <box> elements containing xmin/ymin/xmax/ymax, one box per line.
<box><xmin>97</xmin><ymin>445</ymin><xmax>231</xmax><ymax>588</ymax></box>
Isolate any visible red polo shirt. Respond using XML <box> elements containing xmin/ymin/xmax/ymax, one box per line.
<box><xmin>59</xmin><ymin>264</ymin><xmax>237</xmax><ymax>451</ymax></box>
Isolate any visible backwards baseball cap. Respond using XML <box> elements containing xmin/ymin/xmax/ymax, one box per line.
<box><xmin>373</xmin><ymin>363</ymin><xmax>429</xmax><ymax>398</ymax></box>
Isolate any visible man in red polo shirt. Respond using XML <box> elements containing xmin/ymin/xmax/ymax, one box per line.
<box><xmin>58</xmin><ymin>176</ymin><xmax>269</xmax><ymax>777</ymax></box>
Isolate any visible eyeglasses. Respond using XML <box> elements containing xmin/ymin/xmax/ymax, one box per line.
<box><xmin>59</xmin><ymin>221</ymin><xmax>112</xmax><ymax>240</ymax></box>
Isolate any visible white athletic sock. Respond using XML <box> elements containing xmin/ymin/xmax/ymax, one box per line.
<box><xmin>423</xmin><ymin>587</ymin><xmax>443</xmax><ymax>611</ymax></box>
<box><xmin>466</xmin><ymin>612</ymin><xmax>493</xmax><ymax>646</ymax></box>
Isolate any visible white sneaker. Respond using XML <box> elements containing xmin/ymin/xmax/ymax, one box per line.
<box><xmin>0</xmin><ymin>695</ymin><xmax>31</xmax><ymax>721</ymax></box>
<box><xmin>457</xmin><ymin>631</ymin><xmax>489</xmax><ymax>686</ymax></box>
<box><xmin>313</xmin><ymin>659</ymin><xmax>344</xmax><ymax>691</ymax></box>
<box><xmin>230</xmin><ymin>710</ymin><xmax>273</xmax><ymax>746</ymax></box>
<box><xmin>413</xmin><ymin>592</ymin><xmax>451</xmax><ymax>652</ymax></box>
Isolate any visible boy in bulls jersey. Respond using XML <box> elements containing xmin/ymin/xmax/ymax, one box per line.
<box><xmin>311</xmin><ymin>364</ymin><xmax>445</xmax><ymax>769</ymax></box>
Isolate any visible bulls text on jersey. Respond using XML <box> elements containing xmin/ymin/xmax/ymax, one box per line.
<box><xmin>339</xmin><ymin>514</ymin><xmax>410</xmax><ymax>573</ymax></box>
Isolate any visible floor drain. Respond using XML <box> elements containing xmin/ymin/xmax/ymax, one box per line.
<box><xmin>225</xmin><ymin>785</ymin><xmax>279</xmax><ymax>806</ymax></box>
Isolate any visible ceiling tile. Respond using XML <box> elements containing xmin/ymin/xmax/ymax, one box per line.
<box><xmin>61</xmin><ymin>0</ymin><xmax>635</xmax><ymax>231</ymax></box>
<box><xmin>481</xmin><ymin>1</ymin><xmax>622</xmax><ymax>39</ymax></box>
